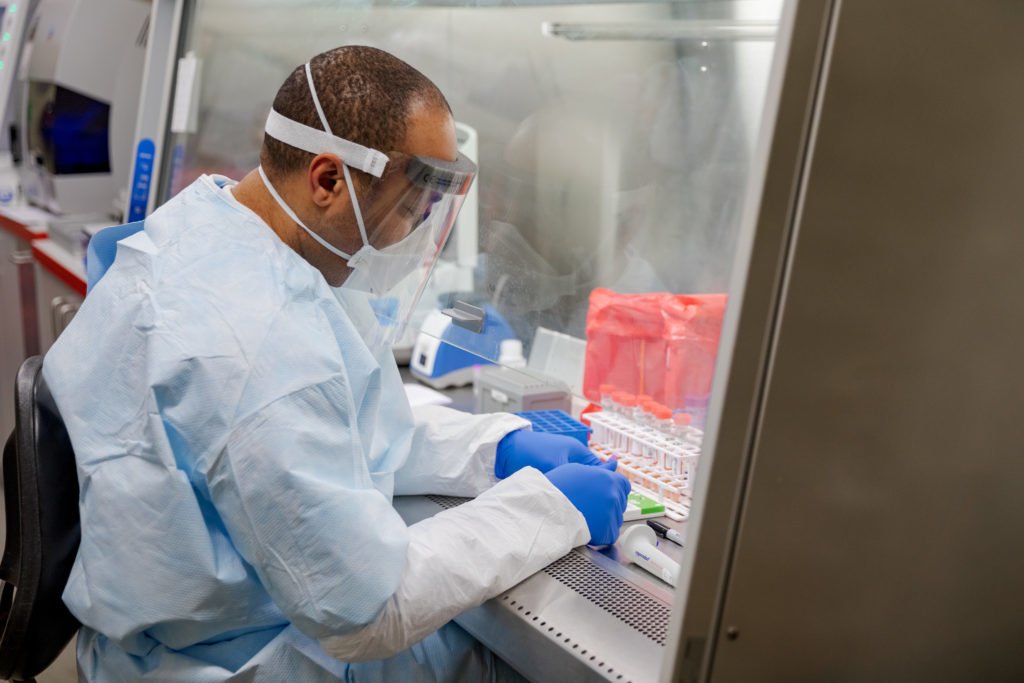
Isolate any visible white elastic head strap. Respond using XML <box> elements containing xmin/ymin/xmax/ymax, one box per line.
<box><xmin>257</xmin><ymin>164</ymin><xmax>356</xmax><ymax>260</ymax></box>
<box><xmin>262</xmin><ymin>60</ymin><xmax>388</xmax><ymax>251</ymax></box>
<box><xmin>263</xmin><ymin>63</ymin><xmax>388</xmax><ymax>178</ymax></box>
<box><xmin>264</xmin><ymin>111</ymin><xmax>388</xmax><ymax>180</ymax></box>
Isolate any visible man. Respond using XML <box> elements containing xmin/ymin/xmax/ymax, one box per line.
<box><xmin>44</xmin><ymin>46</ymin><xmax>629</xmax><ymax>681</ymax></box>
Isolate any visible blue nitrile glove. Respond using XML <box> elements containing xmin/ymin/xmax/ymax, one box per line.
<box><xmin>544</xmin><ymin>461</ymin><xmax>631</xmax><ymax>546</ymax></box>
<box><xmin>495</xmin><ymin>429</ymin><xmax>604</xmax><ymax>479</ymax></box>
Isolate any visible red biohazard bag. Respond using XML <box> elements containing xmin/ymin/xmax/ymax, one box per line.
<box><xmin>582</xmin><ymin>288</ymin><xmax>727</xmax><ymax>411</ymax></box>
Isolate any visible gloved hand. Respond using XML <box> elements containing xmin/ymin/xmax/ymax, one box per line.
<box><xmin>495</xmin><ymin>429</ymin><xmax>603</xmax><ymax>479</ymax></box>
<box><xmin>544</xmin><ymin>461</ymin><xmax>631</xmax><ymax>546</ymax></box>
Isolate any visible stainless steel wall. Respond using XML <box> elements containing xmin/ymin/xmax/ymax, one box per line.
<box><xmin>681</xmin><ymin>1</ymin><xmax>1024</xmax><ymax>680</ymax></box>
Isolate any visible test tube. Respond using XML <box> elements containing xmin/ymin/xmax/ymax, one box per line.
<box><xmin>637</xmin><ymin>400</ymin><xmax>656</xmax><ymax>429</ymax></box>
<box><xmin>599</xmin><ymin>384</ymin><xmax>617</xmax><ymax>411</ymax></box>
<box><xmin>633</xmin><ymin>400</ymin><xmax>650</xmax><ymax>460</ymax></box>
<box><xmin>610</xmin><ymin>392</ymin><xmax>629</xmax><ymax>451</ymax></box>
<box><xmin>633</xmin><ymin>394</ymin><xmax>653</xmax><ymax>421</ymax></box>
<box><xmin>671</xmin><ymin>412</ymin><xmax>692</xmax><ymax>439</ymax></box>
<box><xmin>617</xmin><ymin>393</ymin><xmax>638</xmax><ymax>451</ymax></box>
<box><xmin>652</xmin><ymin>404</ymin><xmax>673</xmax><ymax>438</ymax></box>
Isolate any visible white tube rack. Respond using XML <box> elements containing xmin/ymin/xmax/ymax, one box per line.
<box><xmin>588</xmin><ymin>411</ymin><xmax>704</xmax><ymax>519</ymax></box>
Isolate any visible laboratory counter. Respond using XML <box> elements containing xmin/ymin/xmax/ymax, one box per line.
<box><xmin>396</xmin><ymin>367</ymin><xmax>684</xmax><ymax>683</ymax></box>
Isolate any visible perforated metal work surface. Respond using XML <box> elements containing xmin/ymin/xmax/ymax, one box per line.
<box><xmin>424</xmin><ymin>494</ymin><xmax>472</xmax><ymax>510</ymax></box>
<box><xmin>423</xmin><ymin>494</ymin><xmax>672</xmax><ymax>646</ymax></box>
<box><xmin>543</xmin><ymin>550</ymin><xmax>672</xmax><ymax>645</ymax></box>
<box><xmin>394</xmin><ymin>494</ymin><xmax>673</xmax><ymax>682</ymax></box>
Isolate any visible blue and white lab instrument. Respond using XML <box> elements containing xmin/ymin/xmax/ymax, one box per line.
<box><xmin>410</xmin><ymin>305</ymin><xmax>517</xmax><ymax>389</ymax></box>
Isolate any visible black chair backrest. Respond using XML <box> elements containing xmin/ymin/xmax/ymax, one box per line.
<box><xmin>0</xmin><ymin>356</ymin><xmax>81</xmax><ymax>681</ymax></box>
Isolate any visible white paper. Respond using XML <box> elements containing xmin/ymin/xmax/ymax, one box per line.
<box><xmin>404</xmin><ymin>383</ymin><xmax>453</xmax><ymax>408</ymax></box>
<box><xmin>1</xmin><ymin>203</ymin><xmax>54</xmax><ymax>227</ymax></box>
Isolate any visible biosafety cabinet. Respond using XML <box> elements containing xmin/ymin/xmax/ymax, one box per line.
<box><xmin>130</xmin><ymin>1</ymin><xmax>1024</xmax><ymax>680</ymax></box>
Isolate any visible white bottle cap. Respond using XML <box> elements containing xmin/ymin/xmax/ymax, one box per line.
<box><xmin>498</xmin><ymin>339</ymin><xmax>526</xmax><ymax>368</ymax></box>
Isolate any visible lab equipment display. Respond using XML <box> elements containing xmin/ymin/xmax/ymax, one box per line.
<box><xmin>17</xmin><ymin>0</ymin><xmax>149</xmax><ymax>216</ymax></box>
<box><xmin>410</xmin><ymin>307</ymin><xmax>516</xmax><ymax>389</ymax></box>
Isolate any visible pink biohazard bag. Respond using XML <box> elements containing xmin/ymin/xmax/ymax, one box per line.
<box><xmin>583</xmin><ymin>288</ymin><xmax>727</xmax><ymax>413</ymax></box>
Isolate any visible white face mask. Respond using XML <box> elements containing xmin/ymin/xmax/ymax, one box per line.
<box><xmin>258</xmin><ymin>164</ymin><xmax>424</xmax><ymax>295</ymax></box>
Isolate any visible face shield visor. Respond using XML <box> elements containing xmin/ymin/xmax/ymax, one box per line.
<box><xmin>259</xmin><ymin>62</ymin><xmax>476</xmax><ymax>347</ymax></box>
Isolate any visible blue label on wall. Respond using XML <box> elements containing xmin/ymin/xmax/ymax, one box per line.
<box><xmin>128</xmin><ymin>138</ymin><xmax>156</xmax><ymax>221</ymax></box>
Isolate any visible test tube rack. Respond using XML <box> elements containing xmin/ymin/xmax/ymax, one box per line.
<box><xmin>587</xmin><ymin>411</ymin><xmax>703</xmax><ymax>519</ymax></box>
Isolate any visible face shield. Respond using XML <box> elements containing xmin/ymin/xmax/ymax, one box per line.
<box><xmin>259</xmin><ymin>62</ymin><xmax>476</xmax><ymax>347</ymax></box>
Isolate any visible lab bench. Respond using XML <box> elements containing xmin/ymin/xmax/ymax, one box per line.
<box><xmin>396</xmin><ymin>366</ymin><xmax>682</xmax><ymax>683</ymax></box>
<box><xmin>393</xmin><ymin>497</ymin><xmax>684</xmax><ymax>683</ymax></box>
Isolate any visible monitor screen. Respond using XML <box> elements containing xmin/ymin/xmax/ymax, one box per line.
<box><xmin>26</xmin><ymin>80</ymin><xmax>111</xmax><ymax>175</ymax></box>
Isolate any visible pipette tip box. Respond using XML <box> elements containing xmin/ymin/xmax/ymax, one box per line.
<box><xmin>514</xmin><ymin>409</ymin><xmax>592</xmax><ymax>446</ymax></box>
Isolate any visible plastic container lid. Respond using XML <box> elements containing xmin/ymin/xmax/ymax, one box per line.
<box><xmin>636</xmin><ymin>394</ymin><xmax>653</xmax><ymax>404</ymax></box>
<box><xmin>599</xmin><ymin>384</ymin><xmax>616</xmax><ymax>395</ymax></box>
<box><xmin>498</xmin><ymin>339</ymin><xmax>526</xmax><ymax>368</ymax></box>
<box><xmin>652</xmin><ymin>405</ymin><xmax>672</xmax><ymax>420</ymax></box>
<box><xmin>673</xmin><ymin>413</ymin><xmax>693</xmax><ymax>426</ymax></box>
<box><xmin>641</xmin><ymin>400</ymin><xmax>659</xmax><ymax>413</ymax></box>
<box><xmin>618</xmin><ymin>393</ymin><xmax>638</xmax><ymax>407</ymax></box>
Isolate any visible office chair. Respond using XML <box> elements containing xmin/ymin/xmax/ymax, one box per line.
<box><xmin>85</xmin><ymin>220</ymin><xmax>144</xmax><ymax>293</ymax></box>
<box><xmin>0</xmin><ymin>356</ymin><xmax>81</xmax><ymax>681</ymax></box>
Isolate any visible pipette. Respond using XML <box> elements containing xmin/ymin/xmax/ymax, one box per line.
<box><xmin>618</xmin><ymin>524</ymin><xmax>680</xmax><ymax>587</ymax></box>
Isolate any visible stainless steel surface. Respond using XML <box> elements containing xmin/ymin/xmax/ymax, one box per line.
<box><xmin>695</xmin><ymin>1</ymin><xmax>1024</xmax><ymax>680</ymax></box>
<box><xmin>51</xmin><ymin>297</ymin><xmax>71</xmax><ymax>340</ymax></box>
<box><xmin>124</xmin><ymin>0</ymin><xmax>184</xmax><ymax>219</ymax></box>
<box><xmin>665</xmin><ymin>2</ymin><xmax>834</xmax><ymax>680</ymax></box>
<box><xmin>33</xmin><ymin>263</ymin><xmax>83</xmax><ymax>354</ymax></box>
<box><xmin>0</xmin><ymin>232</ymin><xmax>32</xmax><ymax>437</ymax></box>
<box><xmin>15</xmin><ymin>245</ymin><xmax>40</xmax><ymax>358</ymax></box>
<box><xmin>394</xmin><ymin>495</ymin><xmax>687</xmax><ymax>683</ymax></box>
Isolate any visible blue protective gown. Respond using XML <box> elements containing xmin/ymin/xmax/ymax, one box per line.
<box><xmin>43</xmin><ymin>175</ymin><xmax>588</xmax><ymax>682</ymax></box>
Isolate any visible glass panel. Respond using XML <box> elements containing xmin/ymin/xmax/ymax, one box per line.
<box><xmin>158</xmin><ymin>4</ymin><xmax>788</xmax><ymax>664</ymax></box>
<box><xmin>163</xmin><ymin>0</ymin><xmax>784</xmax><ymax>436</ymax></box>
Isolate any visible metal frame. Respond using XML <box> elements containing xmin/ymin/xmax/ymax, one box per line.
<box><xmin>669</xmin><ymin>0</ymin><xmax>1024</xmax><ymax>680</ymax></box>
<box><xmin>123</xmin><ymin>0</ymin><xmax>185</xmax><ymax>220</ymax></box>
<box><xmin>662</xmin><ymin>0</ymin><xmax>837</xmax><ymax>680</ymax></box>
